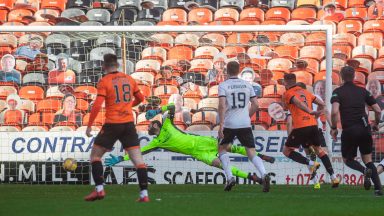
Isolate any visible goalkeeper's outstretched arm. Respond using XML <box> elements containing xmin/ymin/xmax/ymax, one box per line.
<box><xmin>105</xmin><ymin>143</ymin><xmax>160</xmax><ymax>166</ymax></box>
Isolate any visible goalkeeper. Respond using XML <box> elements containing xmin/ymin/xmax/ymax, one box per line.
<box><xmin>105</xmin><ymin>104</ymin><xmax>275</xmax><ymax>189</ymax></box>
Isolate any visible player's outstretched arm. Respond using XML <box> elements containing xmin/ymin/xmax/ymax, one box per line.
<box><xmin>145</xmin><ymin>104</ymin><xmax>175</xmax><ymax>120</ymax></box>
<box><xmin>104</xmin><ymin>144</ymin><xmax>159</xmax><ymax>166</ymax></box>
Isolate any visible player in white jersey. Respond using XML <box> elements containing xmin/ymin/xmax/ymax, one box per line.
<box><xmin>217</xmin><ymin>61</ymin><xmax>270</xmax><ymax>192</ymax></box>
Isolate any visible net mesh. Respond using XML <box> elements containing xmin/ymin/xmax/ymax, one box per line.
<box><xmin>0</xmin><ymin>28</ymin><xmax>381</xmax><ymax>186</ymax></box>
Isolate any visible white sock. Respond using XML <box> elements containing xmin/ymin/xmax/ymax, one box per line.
<box><xmin>309</xmin><ymin>160</ymin><xmax>315</xmax><ymax>166</ymax></box>
<box><xmin>331</xmin><ymin>174</ymin><xmax>337</xmax><ymax>180</ymax></box>
<box><xmin>96</xmin><ymin>185</ymin><xmax>104</xmax><ymax>192</ymax></box>
<box><xmin>251</xmin><ymin>156</ymin><xmax>266</xmax><ymax>177</ymax></box>
<box><xmin>312</xmin><ymin>175</ymin><xmax>319</xmax><ymax>184</ymax></box>
<box><xmin>219</xmin><ymin>152</ymin><xmax>233</xmax><ymax>180</ymax></box>
<box><xmin>140</xmin><ymin>189</ymin><xmax>148</xmax><ymax>198</ymax></box>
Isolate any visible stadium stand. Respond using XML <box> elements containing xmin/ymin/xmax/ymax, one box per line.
<box><xmin>0</xmin><ymin>0</ymin><xmax>383</xmax><ymax>132</ymax></box>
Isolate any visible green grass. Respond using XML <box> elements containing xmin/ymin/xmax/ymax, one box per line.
<box><xmin>0</xmin><ymin>184</ymin><xmax>382</xmax><ymax>216</ymax></box>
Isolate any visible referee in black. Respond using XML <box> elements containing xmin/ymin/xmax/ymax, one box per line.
<box><xmin>330</xmin><ymin>66</ymin><xmax>382</xmax><ymax>196</ymax></box>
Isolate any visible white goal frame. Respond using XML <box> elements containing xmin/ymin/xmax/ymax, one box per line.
<box><xmin>0</xmin><ymin>25</ymin><xmax>334</xmax><ymax>145</ymax></box>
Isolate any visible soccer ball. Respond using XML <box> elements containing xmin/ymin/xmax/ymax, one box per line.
<box><xmin>63</xmin><ymin>158</ymin><xmax>77</xmax><ymax>172</ymax></box>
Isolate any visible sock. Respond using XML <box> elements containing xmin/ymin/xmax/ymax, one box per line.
<box><xmin>345</xmin><ymin>159</ymin><xmax>365</xmax><ymax>174</ymax></box>
<box><xmin>140</xmin><ymin>190</ymin><xmax>148</xmax><ymax>199</ymax></box>
<box><xmin>231</xmin><ymin>166</ymin><xmax>248</xmax><ymax>179</ymax></box>
<box><xmin>230</xmin><ymin>145</ymin><xmax>246</xmax><ymax>156</ymax></box>
<box><xmin>312</xmin><ymin>174</ymin><xmax>319</xmax><ymax>184</ymax></box>
<box><xmin>91</xmin><ymin>161</ymin><xmax>104</xmax><ymax>187</ymax></box>
<box><xmin>288</xmin><ymin>151</ymin><xmax>310</xmax><ymax>165</ymax></box>
<box><xmin>319</xmin><ymin>154</ymin><xmax>334</xmax><ymax>176</ymax></box>
<box><xmin>219</xmin><ymin>152</ymin><xmax>233</xmax><ymax>180</ymax></box>
<box><xmin>365</xmin><ymin>162</ymin><xmax>382</xmax><ymax>191</ymax></box>
<box><xmin>96</xmin><ymin>185</ymin><xmax>104</xmax><ymax>192</ymax></box>
<box><xmin>137</xmin><ymin>166</ymin><xmax>149</xmax><ymax>192</ymax></box>
<box><xmin>251</xmin><ymin>156</ymin><xmax>266</xmax><ymax>177</ymax></box>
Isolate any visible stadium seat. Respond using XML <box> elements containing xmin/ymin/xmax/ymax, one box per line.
<box><xmin>194</xmin><ymin>46</ymin><xmax>220</xmax><ymax>59</ymax></box>
<box><xmin>314</xmin><ymin>71</ymin><xmax>341</xmax><ymax>85</ymax></box>
<box><xmin>19</xmin><ymin>99</ymin><xmax>35</xmax><ymax>113</ymax></box>
<box><xmin>333</xmin><ymin>33</ymin><xmax>357</xmax><ymax>47</ymax></box>
<box><xmin>291</xmin><ymin>7</ymin><xmax>317</xmax><ymax>23</ymax></box>
<box><xmin>338</xmin><ymin>20</ymin><xmax>363</xmax><ymax>35</ymax></box>
<box><xmin>83</xmin><ymin>111</ymin><xmax>105</xmax><ymax>126</ymax></box>
<box><xmin>86</xmin><ymin>9</ymin><xmax>111</xmax><ymax>24</ymax></box>
<box><xmin>14</xmin><ymin>0</ymin><xmax>39</xmax><ymax>12</ymax></box>
<box><xmin>0</xmin><ymin>126</ymin><xmax>20</xmax><ymax>132</ymax></box>
<box><xmin>239</xmin><ymin>7</ymin><xmax>264</xmax><ymax>22</ymax></box>
<box><xmin>221</xmin><ymin>46</ymin><xmax>246</xmax><ymax>58</ymax></box>
<box><xmin>279</xmin><ymin>33</ymin><xmax>305</xmax><ymax>47</ymax></box>
<box><xmin>368</xmin><ymin>3</ymin><xmax>384</xmax><ymax>20</ymax></box>
<box><xmin>175</xmin><ymin>33</ymin><xmax>200</xmax><ymax>49</ymax></box>
<box><xmin>214</xmin><ymin>7</ymin><xmax>239</xmax><ymax>22</ymax></box>
<box><xmin>267</xmin><ymin>58</ymin><xmax>292</xmax><ymax>74</ymax></box>
<box><xmin>135</xmin><ymin>59</ymin><xmax>161</xmax><ymax>74</ymax></box>
<box><xmin>189</xmin><ymin>59</ymin><xmax>213</xmax><ymax>74</ymax></box>
<box><xmin>41</xmin><ymin>0</ymin><xmax>66</xmax><ymax>12</ymax></box>
<box><xmin>333</xmin><ymin>45</ymin><xmax>352</xmax><ymax>59</ymax></box>
<box><xmin>22</xmin><ymin>126</ymin><xmax>48</xmax><ymax>132</ymax></box>
<box><xmin>186</xmin><ymin>124</ymin><xmax>211</xmax><ymax>131</ymax></box>
<box><xmin>345</xmin><ymin>7</ymin><xmax>367</xmax><ymax>21</ymax></box>
<box><xmin>226</xmin><ymin>33</ymin><xmax>254</xmax><ymax>46</ymax></box>
<box><xmin>111</xmin><ymin>6</ymin><xmax>137</xmax><ymax>25</ymax></box>
<box><xmin>36</xmin><ymin>99</ymin><xmax>62</xmax><ymax>113</ymax></box>
<box><xmin>162</xmin><ymin>8</ymin><xmax>187</xmax><ymax>24</ymax></box>
<box><xmin>46</xmin><ymin>86</ymin><xmax>65</xmax><ymax>99</ymax></box>
<box><xmin>0</xmin><ymin>0</ymin><xmax>14</xmax><ymax>10</ymax></box>
<box><xmin>305</xmin><ymin>32</ymin><xmax>326</xmax><ymax>46</ymax></box>
<box><xmin>149</xmin><ymin>33</ymin><xmax>174</xmax><ymax>49</ymax></box>
<box><xmin>378</xmin><ymin>47</ymin><xmax>384</xmax><ymax>58</ymax></box>
<box><xmin>352</xmin><ymin>45</ymin><xmax>377</xmax><ymax>60</ymax></box>
<box><xmin>322</xmin><ymin>0</ymin><xmax>347</xmax><ymax>10</ymax></box>
<box><xmin>200</xmin><ymin>33</ymin><xmax>226</xmax><ymax>50</ymax></box>
<box><xmin>274</xmin><ymin>46</ymin><xmax>299</xmax><ymax>61</ymax></box>
<box><xmin>131</xmin><ymin>72</ymin><xmax>155</xmax><ymax>85</ymax></box>
<box><xmin>188</xmin><ymin>7</ymin><xmax>213</xmax><ymax>24</ymax></box>
<box><xmin>257</xmin><ymin>98</ymin><xmax>282</xmax><ymax>110</ymax></box>
<box><xmin>28</xmin><ymin>112</ymin><xmax>55</xmax><ymax>128</ymax></box>
<box><xmin>355</xmin><ymin>58</ymin><xmax>372</xmax><ymax>74</ymax></box>
<box><xmin>182</xmin><ymin>97</ymin><xmax>197</xmax><ymax>110</ymax></box>
<box><xmin>265</xmin><ymin>7</ymin><xmax>291</xmax><ymax>22</ymax></box>
<box><xmin>153</xmin><ymin>85</ymin><xmax>179</xmax><ymax>99</ymax></box>
<box><xmin>90</xmin><ymin>47</ymin><xmax>115</xmax><ymax>61</ymax></box>
<box><xmin>0</xmin><ymin>86</ymin><xmax>17</xmax><ymax>100</ymax></box>
<box><xmin>168</xmin><ymin>46</ymin><xmax>193</xmax><ymax>60</ymax></box>
<box><xmin>263</xmin><ymin>84</ymin><xmax>285</xmax><ymax>98</ymax></box>
<box><xmin>358</xmin><ymin>32</ymin><xmax>383</xmax><ymax>50</ymax></box>
<box><xmin>34</xmin><ymin>9</ymin><xmax>60</xmax><ymax>22</ymax></box>
<box><xmin>292</xmin><ymin>71</ymin><xmax>314</xmax><ymax>85</ymax></box>
<box><xmin>312</xmin><ymin>20</ymin><xmax>337</xmax><ymax>34</ymax></box>
<box><xmin>348</xmin><ymin>0</ymin><xmax>365</xmax><ymax>8</ymax></box>
<box><xmin>363</xmin><ymin>20</ymin><xmax>384</xmax><ymax>33</ymax></box>
<box><xmin>198</xmin><ymin>97</ymin><xmax>219</xmax><ymax>111</ymax></box>
<box><xmin>141</xmin><ymin>47</ymin><xmax>167</xmax><ymax>62</ymax></box>
<box><xmin>270</xmin><ymin>0</ymin><xmax>295</xmax><ymax>9</ymax></box>
<box><xmin>220</xmin><ymin>0</ymin><xmax>244</xmax><ymax>11</ymax></box>
<box><xmin>49</xmin><ymin>126</ymin><xmax>74</xmax><ymax>132</ymax></box>
<box><xmin>299</xmin><ymin>46</ymin><xmax>325</xmax><ymax>61</ymax></box>
<box><xmin>191</xmin><ymin>110</ymin><xmax>217</xmax><ymax>126</ymax></box>
<box><xmin>320</xmin><ymin>58</ymin><xmax>345</xmax><ymax>73</ymax></box>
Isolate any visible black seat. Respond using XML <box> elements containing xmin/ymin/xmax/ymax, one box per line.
<box><xmin>66</xmin><ymin>0</ymin><xmax>92</xmax><ymax>10</ymax></box>
<box><xmin>137</xmin><ymin>7</ymin><xmax>164</xmax><ymax>22</ymax></box>
<box><xmin>111</xmin><ymin>6</ymin><xmax>138</xmax><ymax>25</ymax></box>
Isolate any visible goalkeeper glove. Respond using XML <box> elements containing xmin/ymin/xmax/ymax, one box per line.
<box><xmin>105</xmin><ymin>154</ymin><xmax>123</xmax><ymax>166</ymax></box>
<box><xmin>145</xmin><ymin>109</ymin><xmax>162</xmax><ymax>120</ymax></box>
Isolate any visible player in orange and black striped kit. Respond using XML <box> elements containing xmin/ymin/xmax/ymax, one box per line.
<box><xmin>84</xmin><ymin>54</ymin><xmax>149</xmax><ymax>202</ymax></box>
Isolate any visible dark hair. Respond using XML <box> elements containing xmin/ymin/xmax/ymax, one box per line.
<box><xmin>151</xmin><ymin>120</ymin><xmax>162</xmax><ymax>128</ymax></box>
<box><xmin>62</xmin><ymin>94</ymin><xmax>76</xmax><ymax>103</ymax></box>
<box><xmin>227</xmin><ymin>61</ymin><xmax>240</xmax><ymax>76</ymax></box>
<box><xmin>296</xmin><ymin>82</ymin><xmax>306</xmax><ymax>89</ymax></box>
<box><xmin>340</xmin><ymin>66</ymin><xmax>355</xmax><ymax>82</ymax></box>
<box><xmin>103</xmin><ymin>54</ymin><xmax>118</xmax><ymax>68</ymax></box>
<box><xmin>284</xmin><ymin>73</ymin><xmax>296</xmax><ymax>82</ymax></box>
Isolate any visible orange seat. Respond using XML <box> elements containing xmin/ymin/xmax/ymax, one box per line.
<box><xmin>131</xmin><ymin>72</ymin><xmax>155</xmax><ymax>86</ymax></box>
<box><xmin>162</xmin><ymin>8</ymin><xmax>187</xmax><ymax>24</ymax></box>
<box><xmin>209</xmin><ymin>20</ymin><xmax>235</xmax><ymax>26</ymax></box>
<box><xmin>323</xmin><ymin>0</ymin><xmax>347</xmax><ymax>10</ymax></box>
<box><xmin>141</xmin><ymin>47</ymin><xmax>167</xmax><ymax>62</ymax></box>
<box><xmin>338</xmin><ymin>20</ymin><xmax>363</xmax><ymax>35</ymax></box>
<box><xmin>292</xmin><ymin>71</ymin><xmax>314</xmax><ymax>85</ymax></box>
<box><xmin>373</xmin><ymin>58</ymin><xmax>384</xmax><ymax>72</ymax></box>
<box><xmin>305</xmin><ymin>32</ymin><xmax>326</xmax><ymax>46</ymax></box>
<box><xmin>291</xmin><ymin>7</ymin><xmax>317</xmax><ymax>23</ymax></box>
<box><xmin>194</xmin><ymin>46</ymin><xmax>219</xmax><ymax>59</ymax></box>
<box><xmin>36</xmin><ymin>99</ymin><xmax>62</xmax><ymax>113</ymax></box>
<box><xmin>333</xmin><ymin>33</ymin><xmax>357</xmax><ymax>47</ymax></box>
<box><xmin>83</xmin><ymin>111</ymin><xmax>105</xmax><ymax>126</ymax></box>
<box><xmin>314</xmin><ymin>71</ymin><xmax>341</xmax><ymax>85</ymax></box>
<box><xmin>137</xmin><ymin>83</ymin><xmax>152</xmax><ymax>98</ymax></box>
<box><xmin>300</xmin><ymin>46</ymin><xmax>325</xmax><ymax>61</ymax></box>
<box><xmin>191</xmin><ymin>111</ymin><xmax>217</xmax><ymax>126</ymax></box>
<box><xmin>14</xmin><ymin>0</ymin><xmax>39</xmax><ymax>13</ymax></box>
<box><xmin>251</xmin><ymin>111</ymin><xmax>272</xmax><ymax>127</ymax></box>
<box><xmin>348</xmin><ymin>0</ymin><xmax>365</xmax><ymax>7</ymax></box>
<box><xmin>0</xmin><ymin>0</ymin><xmax>15</xmax><ymax>10</ymax></box>
<box><xmin>354</xmin><ymin>71</ymin><xmax>366</xmax><ymax>85</ymax></box>
<box><xmin>312</xmin><ymin>20</ymin><xmax>337</xmax><ymax>34</ymax></box>
<box><xmin>40</xmin><ymin>0</ymin><xmax>66</xmax><ymax>12</ymax></box>
<box><xmin>214</xmin><ymin>8</ymin><xmax>239</xmax><ymax>22</ymax></box>
<box><xmin>189</xmin><ymin>59</ymin><xmax>213</xmax><ymax>73</ymax></box>
<box><xmin>299</xmin><ymin>58</ymin><xmax>320</xmax><ymax>73</ymax></box>
<box><xmin>352</xmin><ymin>45</ymin><xmax>377</xmax><ymax>60</ymax></box>
<box><xmin>265</xmin><ymin>7</ymin><xmax>291</xmax><ymax>22</ymax></box>
<box><xmin>267</xmin><ymin>58</ymin><xmax>292</xmax><ymax>73</ymax></box>
<box><xmin>258</xmin><ymin>98</ymin><xmax>282</xmax><ymax>110</ymax></box>
<box><xmin>174</xmin><ymin>33</ymin><xmax>199</xmax><ymax>49</ymax></box>
<box><xmin>268</xmin><ymin>124</ymin><xmax>287</xmax><ymax>131</ymax></box>
<box><xmin>19</xmin><ymin>86</ymin><xmax>44</xmax><ymax>101</ymax></box>
<box><xmin>221</xmin><ymin>46</ymin><xmax>246</xmax><ymax>58</ymax></box>
<box><xmin>263</xmin><ymin>84</ymin><xmax>285</xmax><ymax>98</ymax></box>
<box><xmin>240</xmin><ymin>7</ymin><xmax>264</xmax><ymax>22</ymax></box>
<box><xmin>76</xmin><ymin>99</ymin><xmax>89</xmax><ymax>113</ymax></box>
<box><xmin>74</xmin><ymin>86</ymin><xmax>97</xmax><ymax>100</ymax></box>
<box><xmin>274</xmin><ymin>46</ymin><xmax>299</xmax><ymax>61</ymax></box>
<box><xmin>0</xmin><ymin>9</ymin><xmax>8</xmax><ymax>23</ymax></box>
<box><xmin>0</xmin><ymin>86</ymin><xmax>17</xmax><ymax>100</ymax></box>
<box><xmin>378</xmin><ymin>47</ymin><xmax>384</xmax><ymax>58</ymax></box>
<box><xmin>235</xmin><ymin>20</ymin><xmax>260</xmax><ymax>25</ymax></box>
<box><xmin>227</xmin><ymin>33</ymin><xmax>254</xmax><ymax>46</ymax></box>
<box><xmin>28</xmin><ymin>112</ymin><xmax>55</xmax><ymax>127</ymax></box>
<box><xmin>363</xmin><ymin>20</ymin><xmax>384</xmax><ymax>33</ymax></box>
<box><xmin>333</xmin><ymin>45</ymin><xmax>352</xmax><ymax>59</ymax></box>
<box><xmin>34</xmin><ymin>8</ymin><xmax>60</xmax><ymax>22</ymax></box>
<box><xmin>345</xmin><ymin>7</ymin><xmax>367</xmax><ymax>21</ymax></box>
<box><xmin>358</xmin><ymin>32</ymin><xmax>383</xmax><ymax>49</ymax></box>
<box><xmin>135</xmin><ymin>59</ymin><xmax>160</xmax><ymax>74</ymax></box>
<box><xmin>368</xmin><ymin>4</ymin><xmax>384</xmax><ymax>20</ymax></box>
<box><xmin>188</xmin><ymin>7</ymin><xmax>213</xmax><ymax>25</ymax></box>
<box><xmin>149</xmin><ymin>33</ymin><xmax>174</xmax><ymax>49</ymax></box>
<box><xmin>247</xmin><ymin>45</ymin><xmax>272</xmax><ymax>57</ymax></box>
<box><xmin>153</xmin><ymin>85</ymin><xmax>179</xmax><ymax>98</ymax></box>
<box><xmin>261</xmin><ymin>19</ymin><xmax>286</xmax><ymax>25</ymax></box>
<box><xmin>168</xmin><ymin>46</ymin><xmax>193</xmax><ymax>61</ymax></box>
<box><xmin>280</xmin><ymin>32</ymin><xmax>305</xmax><ymax>47</ymax></box>
<box><xmin>201</xmin><ymin>33</ymin><xmax>226</xmax><ymax>49</ymax></box>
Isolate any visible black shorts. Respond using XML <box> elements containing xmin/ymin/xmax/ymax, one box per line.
<box><xmin>341</xmin><ymin>125</ymin><xmax>373</xmax><ymax>159</ymax></box>
<box><xmin>94</xmin><ymin>122</ymin><xmax>140</xmax><ymax>151</ymax></box>
<box><xmin>318</xmin><ymin>129</ymin><xmax>327</xmax><ymax>147</ymax></box>
<box><xmin>285</xmin><ymin>126</ymin><xmax>321</xmax><ymax>148</ymax></box>
<box><xmin>219</xmin><ymin>127</ymin><xmax>255</xmax><ymax>148</ymax></box>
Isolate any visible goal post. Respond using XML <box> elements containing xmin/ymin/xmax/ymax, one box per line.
<box><xmin>0</xmin><ymin>25</ymin><xmax>345</xmax><ymax>185</ymax></box>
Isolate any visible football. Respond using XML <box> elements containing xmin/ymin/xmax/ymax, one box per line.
<box><xmin>63</xmin><ymin>158</ymin><xmax>77</xmax><ymax>172</ymax></box>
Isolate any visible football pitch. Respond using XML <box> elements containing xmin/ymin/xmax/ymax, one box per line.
<box><xmin>0</xmin><ymin>184</ymin><xmax>382</xmax><ymax>216</ymax></box>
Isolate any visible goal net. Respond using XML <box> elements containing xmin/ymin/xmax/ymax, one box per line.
<box><xmin>0</xmin><ymin>25</ymin><xmax>378</xmax><ymax>186</ymax></box>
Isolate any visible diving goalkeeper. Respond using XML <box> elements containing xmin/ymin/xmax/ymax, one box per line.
<box><xmin>105</xmin><ymin>104</ymin><xmax>275</xmax><ymax>191</ymax></box>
